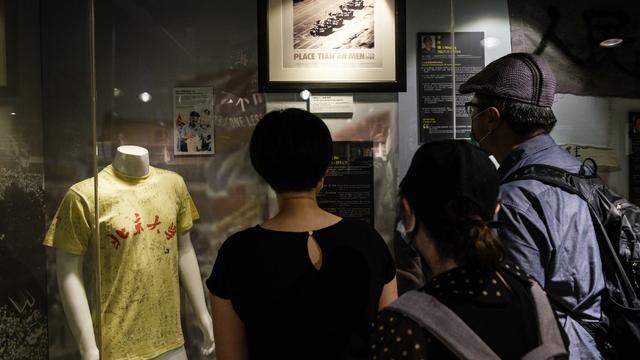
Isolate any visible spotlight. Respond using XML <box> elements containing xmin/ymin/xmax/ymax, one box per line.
<box><xmin>599</xmin><ymin>38</ymin><xmax>624</xmax><ymax>48</ymax></box>
<box><xmin>480</xmin><ymin>37</ymin><xmax>501</xmax><ymax>48</ymax></box>
<box><xmin>138</xmin><ymin>92</ymin><xmax>152</xmax><ymax>102</ymax></box>
<box><xmin>300</xmin><ymin>89</ymin><xmax>311</xmax><ymax>100</ymax></box>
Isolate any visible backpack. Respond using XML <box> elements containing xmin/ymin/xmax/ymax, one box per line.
<box><xmin>502</xmin><ymin>158</ymin><xmax>640</xmax><ymax>359</ymax></box>
<box><xmin>386</xmin><ymin>274</ymin><xmax>568</xmax><ymax>359</ymax></box>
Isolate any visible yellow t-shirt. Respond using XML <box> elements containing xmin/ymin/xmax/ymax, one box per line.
<box><xmin>43</xmin><ymin>165</ymin><xmax>200</xmax><ymax>360</ymax></box>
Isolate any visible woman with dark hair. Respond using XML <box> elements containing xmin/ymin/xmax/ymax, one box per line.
<box><xmin>372</xmin><ymin>140</ymin><xmax>567</xmax><ymax>359</ymax></box>
<box><xmin>207</xmin><ymin>108</ymin><xmax>397</xmax><ymax>360</ymax></box>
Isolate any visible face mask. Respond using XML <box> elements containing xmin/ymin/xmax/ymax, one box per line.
<box><xmin>396</xmin><ymin>213</ymin><xmax>416</xmax><ymax>250</ymax></box>
<box><xmin>469</xmin><ymin>109</ymin><xmax>494</xmax><ymax>147</ymax></box>
<box><xmin>470</xmin><ymin>129</ymin><xmax>493</xmax><ymax>147</ymax></box>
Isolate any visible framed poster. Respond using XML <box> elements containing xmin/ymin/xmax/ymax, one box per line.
<box><xmin>417</xmin><ymin>32</ymin><xmax>484</xmax><ymax>143</ymax></box>
<box><xmin>173</xmin><ymin>87</ymin><xmax>215</xmax><ymax>156</ymax></box>
<box><xmin>258</xmin><ymin>0</ymin><xmax>406</xmax><ymax>92</ymax></box>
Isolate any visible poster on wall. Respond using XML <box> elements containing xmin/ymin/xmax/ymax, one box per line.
<box><xmin>417</xmin><ymin>32</ymin><xmax>484</xmax><ymax>143</ymax></box>
<box><xmin>318</xmin><ymin>141</ymin><xmax>374</xmax><ymax>224</ymax></box>
<box><xmin>258</xmin><ymin>0</ymin><xmax>406</xmax><ymax>92</ymax></box>
<box><xmin>629</xmin><ymin>112</ymin><xmax>640</xmax><ymax>205</ymax></box>
<box><xmin>173</xmin><ymin>87</ymin><xmax>215</xmax><ymax>156</ymax></box>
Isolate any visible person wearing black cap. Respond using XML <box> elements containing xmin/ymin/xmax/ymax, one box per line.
<box><xmin>458</xmin><ymin>53</ymin><xmax>604</xmax><ymax>359</ymax></box>
<box><xmin>371</xmin><ymin>140</ymin><xmax>567</xmax><ymax>359</ymax></box>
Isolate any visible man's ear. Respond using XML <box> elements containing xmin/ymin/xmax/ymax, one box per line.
<box><xmin>494</xmin><ymin>199</ymin><xmax>501</xmax><ymax>215</ymax></box>
<box><xmin>487</xmin><ymin>107</ymin><xmax>501</xmax><ymax>124</ymax></box>
<box><xmin>401</xmin><ymin>197</ymin><xmax>416</xmax><ymax>232</ymax></box>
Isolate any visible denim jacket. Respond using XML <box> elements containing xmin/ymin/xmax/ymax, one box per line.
<box><xmin>498</xmin><ymin>134</ymin><xmax>604</xmax><ymax>359</ymax></box>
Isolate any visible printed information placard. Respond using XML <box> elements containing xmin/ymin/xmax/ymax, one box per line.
<box><xmin>417</xmin><ymin>32</ymin><xmax>484</xmax><ymax>143</ymax></box>
<box><xmin>318</xmin><ymin>141</ymin><xmax>374</xmax><ymax>224</ymax></box>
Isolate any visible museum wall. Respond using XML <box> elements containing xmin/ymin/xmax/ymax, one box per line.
<box><xmin>0</xmin><ymin>0</ymin><xmax>48</xmax><ymax>358</ymax></box>
<box><xmin>508</xmin><ymin>0</ymin><xmax>640</xmax><ymax>197</ymax></box>
<box><xmin>399</xmin><ymin>0</ymin><xmax>640</xmax><ymax>199</ymax></box>
<box><xmin>399</xmin><ymin>0</ymin><xmax>512</xmax><ymax>177</ymax></box>
<box><xmin>40</xmin><ymin>0</ymin><xmax>95</xmax><ymax>358</ymax></box>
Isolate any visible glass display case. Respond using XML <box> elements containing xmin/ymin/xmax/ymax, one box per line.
<box><xmin>1</xmin><ymin>0</ymin><xmax>639</xmax><ymax>359</ymax></box>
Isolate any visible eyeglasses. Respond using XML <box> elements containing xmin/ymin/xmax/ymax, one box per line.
<box><xmin>464</xmin><ymin>101</ymin><xmax>485</xmax><ymax>117</ymax></box>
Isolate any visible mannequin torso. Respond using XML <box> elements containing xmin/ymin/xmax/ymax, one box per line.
<box><xmin>48</xmin><ymin>145</ymin><xmax>214</xmax><ymax>360</ymax></box>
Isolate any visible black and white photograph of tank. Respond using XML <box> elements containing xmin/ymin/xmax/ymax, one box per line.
<box><xmin>294</xmin><ymin>0</ymin><xmax>374</xmax><ymax>49</ymax></box>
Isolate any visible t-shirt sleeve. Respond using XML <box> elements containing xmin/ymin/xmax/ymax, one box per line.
<box><xmin>370</xmin><ymin>226</ymin><xmax>397</xmax><ymax>284</ymax></box>
<box><xmin>206</xmin><ymin>237</ymin><xmax>235</xmax><ymax>299</ymax></box>
<box><xmin>43</xmin><ymin>189</ymin><xmax>92</xmax><ymax>255</ymax></box>
<box><xmin>176</xmin><ymin>177</ymin><xmax>200</xmax><ymax>233</ymax></box>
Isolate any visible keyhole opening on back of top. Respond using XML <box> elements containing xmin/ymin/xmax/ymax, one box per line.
<box><xmin>307</xmin><ymin>231</ymin><xmax>323</xmax><ymax>270</ymax></box>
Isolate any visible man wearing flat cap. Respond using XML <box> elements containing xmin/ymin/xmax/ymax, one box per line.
<box><xmin>459</xmin><ymin>53</ymin><xmax>604</xmax><ymax>359</ymax></box>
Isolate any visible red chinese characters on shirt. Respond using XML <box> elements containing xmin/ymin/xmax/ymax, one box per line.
<box><xmin>165</xmin><ymin>223</ymin><xmax>177</xmax><ymax>241</ymax></box>
<box><xmin>107</xmin><ymin>227</ymin><xmax>130</xmax><ymax>249</ymax></box>
<box><xmin>133</xmin><ymin>213</ymin><xmax>144</xmax><ymax>235</ymax></box>
<box><xmin>146</xmin><ymin>215</ymin><xmax>162</xmax><ymax>233</ymax></box>
<box><xmin>107</xmin><ymin>234</ymin><xmax>121</xmax><ymax>249</ymax></box>
<box><xmin>106</xmin><ymin>213</ymin><xmax>177</xmax><ymax>249</ymax></box>
<box><xmin>116</xmin><ymin>228</ymin><xmax>129</xmax><ymax>239</ymax></box>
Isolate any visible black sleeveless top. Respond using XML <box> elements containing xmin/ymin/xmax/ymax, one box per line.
<box><xmin>206</xmin><ymin>219</ymin><xmax>396</xmax><ymax>359</ymax></box>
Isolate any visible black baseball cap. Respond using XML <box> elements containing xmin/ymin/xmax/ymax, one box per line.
<box><xmin>400</xmin><ymin>140</ymin><xmax>499</xmax><ymax>222</ymax></box>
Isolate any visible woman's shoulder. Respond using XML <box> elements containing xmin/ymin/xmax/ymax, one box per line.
<box><xmin>329</xmin><ymin>218</ymin><xmax>382</xmax><ymax>237</ymax></box>
<box><xmin>219</xmin><ymin>225</ymin><xmax>262</xmax><ymax>251</ymax></box>
<box><xmin>497</xmin><ymin>261</ymin><xmax>535</xmax><ymax>287</ymax></box>
<box><xmin>325</xmin><ymin>219</ymin><xmax>389</xmax><ymax>252</ymax></box>
<box><xmin>371</xmin><ymin>308</ymin><xmax>432</xmax><ymax>359</ymax></box>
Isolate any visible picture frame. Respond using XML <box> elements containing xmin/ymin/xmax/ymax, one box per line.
<box><xmin>258</xmin><ymin>0</ymin><xmax>406</xmax><ymax>93</ymax></box>
<box><xmin>173</xmin><ymin>87</ymin><xmax>215</xmax><ymax>156</ymax></box>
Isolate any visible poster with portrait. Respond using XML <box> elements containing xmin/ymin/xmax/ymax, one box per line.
<box><xmin>258</xmin><ymin>0</ymin><xmax>406</xmax><ymax>92</ymax></box>
<box><xmin>173</xmin><ymin>87</ymin><xmax>215</xmax><ymax>156</ymax></box>
<box><xmin>417</xmin><ymin>32</ymin><xmax>484</xmax><ymax>143</ymax></box>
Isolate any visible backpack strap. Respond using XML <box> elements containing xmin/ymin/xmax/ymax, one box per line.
<box><xmin>386</xmin><ymin>290</ymin><xmax>500</xmax><ymax>360</ymax></box>
<box><xmin>523</xmin><ymin>281</ymin><xmax>569</xmax><ymax>360</ymax></box>
<box><xmin>387</xmin><ymin>285</ymin><xmax>568</xmax><ymax>360</ymax></box>
<box><xmin>502</xmin><ymin>162</ymin><xmax>640</xmax><ymax>307</ymax></box>
<box><xmin>502</xmin><ymin>163</ymin><xmax>590</xmax><ymax>198</ymax></box>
